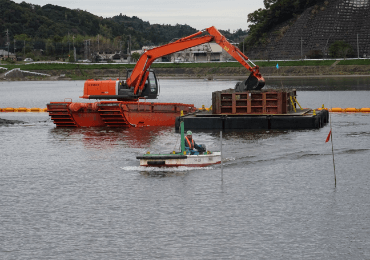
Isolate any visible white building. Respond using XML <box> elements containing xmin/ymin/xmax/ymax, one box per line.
<box><xmin>130</xmin><ymin>42</ymin><xmax>239</xmax><ymax>63</ymax></box>
<box><xmin>0</xmin><ymin>50</ymin><xmax>16</xmax><ymax>61</ymax></box>
<box><xmin>170</xmin><ymin>43</ymin><xmax>224</xmax><ymax>62</ymax></box>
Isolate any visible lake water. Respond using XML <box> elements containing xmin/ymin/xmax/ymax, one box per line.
<box><xmin>1</xmin><ymin>78</ymin><xmax>370</xmax><ymax>259</ymax></box>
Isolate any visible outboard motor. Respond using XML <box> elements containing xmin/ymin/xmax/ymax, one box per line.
<box><xmin>198</xmin><ymin>144</ymin><xmax>206</xmax><ymax>153</ymax></box>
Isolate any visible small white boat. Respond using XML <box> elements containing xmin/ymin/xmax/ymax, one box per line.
<box><xmin>137</xmin><ymin>151</ymin><xmax>221</xmax><ymax>167</ymax></box>
<box><xmin>137</xmin><ymin>120</ymin><xmax>221</xmax><ymax>167</ymax></box>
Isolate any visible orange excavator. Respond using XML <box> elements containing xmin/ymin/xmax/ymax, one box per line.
<box><xmin>80</xmin><ymin>26</ymin><xmax>265</xmax><ymax>101</ymax></box>
<box><xmin>48</xmin><ymin>26</ymin><xmax>265</xmax><ymax>128</ymax></box>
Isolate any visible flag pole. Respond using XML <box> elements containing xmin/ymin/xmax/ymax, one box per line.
<box><xmin>330</xmin><ymin>113</ymin><xmax>336</xmax><ymax>187</ymax></box>
<box><xmin>220</xmin><ymin>131</ymin><xmax>223</xmax><ymax>182</ymax></box>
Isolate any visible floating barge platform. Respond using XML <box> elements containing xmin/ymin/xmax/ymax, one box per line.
<box><xmin>176</xmin><ymin>108</ymin><xmax>328</xmax><ymax>130</ymax></box>
<box><xmin>175</xmin><ymin>89</ymin><xmax>329</xmax><ymax>130</ymax></box>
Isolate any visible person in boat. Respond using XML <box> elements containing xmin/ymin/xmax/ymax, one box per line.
<box><xmin>184</xmin><ymin>130</ymin><xmax>205</xmax><ymax>155</ymax></box>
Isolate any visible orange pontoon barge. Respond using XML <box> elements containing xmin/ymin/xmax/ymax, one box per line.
<box><xmin>47</xmin><ymin>101</ymin><xmax>195</xmax><ymax>127</ymax></box>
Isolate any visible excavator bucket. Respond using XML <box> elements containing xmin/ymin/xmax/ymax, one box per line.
<box><xmin>235</xmin><ymin>72</ymin><xmax>266</xmax><ymax>92</ymax></box>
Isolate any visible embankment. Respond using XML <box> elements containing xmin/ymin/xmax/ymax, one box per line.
<box><xmin>35</xmin><ymin>65</ymin><xmax>370</xmax><ymax>79</ymax></box>
<box><xmin>2</xmin><ymin>64</ymin><xmax>370</xmax><ymax>80</ymax></box>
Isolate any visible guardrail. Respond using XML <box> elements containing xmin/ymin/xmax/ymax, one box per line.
<box><xmin>3</xmin><ymin>68</ymin><xmax>50</xmax><ymax>77</ymax></box>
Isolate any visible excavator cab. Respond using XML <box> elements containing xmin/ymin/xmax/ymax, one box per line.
<box><xmin>139</xmin><ymin>70</ymin><xmax>159</xmax><ymax>99</ymax></box>
<box><xmin>125</xmin><ymin>69</ymin><xmax>159</xmax><ymax>99</ymax></box>
<box><xmin>116</xmin><ymin>69</ymin><xmax>159</xmax><ymax>100</ymax></box>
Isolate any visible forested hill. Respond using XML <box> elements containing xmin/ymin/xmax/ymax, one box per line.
<box><xmin>0</xmin><ymin>0</ymin><xmax>245</xmax><ymax>51</ymax></box>
<box><xmin>245</xmin><ymin>0</ymin><xmax>325</xmax><ymax>49</ymax></box>
<box><xmin>243</xmin><ymin>0</ymin><xmax>370</xmax><ymax>60</ymax></box>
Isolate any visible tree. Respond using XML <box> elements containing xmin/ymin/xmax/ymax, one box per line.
<box><xmin>264</xmin><ymin>0</ymin><xmax>277</xmax><ymax>8</ymax></box>
<box><xmin>14</xmin><ymin>34</ymin><xmax>32</xmax><ymax>55</ymax></box>
<box><xmin>329</xmin><ymin>41</ymin><xmax>353</xmax><ymax>58</ymax></box>
<box><xmin>14</xmin><ymin>34</ymin><xmax>31</xmax><ymax>41</ymax></box>
<box><xmin>245</xmin><ymin>0</ymin><xmax>325</xmax><ymax>48</ymax></box>
<box><xmin>131</xmin><ymin>52</ymin><xmax>140</xmax><ymax>61</ymax></box>
<box><xmin>1</xmin><ymin>0</ymin><xmax>243</xmax><ymax>60</ymax></box>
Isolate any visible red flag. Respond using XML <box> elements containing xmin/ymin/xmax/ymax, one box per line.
<box><xmin>325</xmin><ymin>130</ymin><xmax>332</xmax><ymax>143</ymax></box>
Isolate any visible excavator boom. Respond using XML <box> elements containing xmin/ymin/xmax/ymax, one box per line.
<box><xmin>127</xmin><ymin>35</ymin><xmax>214</xmax><ymax>95</ymax></box>
<box><xmin>129</xmin><ymin>26</ymin><xmax>265</xmax><ymax>95</ymax></box>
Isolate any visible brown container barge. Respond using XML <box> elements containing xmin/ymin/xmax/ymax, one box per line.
<box><xmin>176</xmin><ymin>89</ymin><xmax>329</xmax><ymax>130</ymax></box>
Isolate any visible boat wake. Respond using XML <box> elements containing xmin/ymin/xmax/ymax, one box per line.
<box><xmin>121</xmin><ymin>166</ymin><xmax>214</xmax><ymax>172</ymax></box>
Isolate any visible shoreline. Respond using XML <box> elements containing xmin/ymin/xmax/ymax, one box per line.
<box><xmin>2</xmin><ymin>64</ymin><xmax>370</xmax><ymax>81</ymax></box>
<box><xmin>2</xmin><ymin>74</ymin><xmax>370</xmax><ymax>82</ymax></box>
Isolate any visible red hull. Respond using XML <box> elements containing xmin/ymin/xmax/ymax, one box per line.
<box><xmin>47</xmin><ymin>101</ymin><xmax>195</xmax><ymax>127</ymax></box>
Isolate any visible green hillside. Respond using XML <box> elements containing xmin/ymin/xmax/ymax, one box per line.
<box><xmin>243</xmin><ymin>0</ymin><xmax>325</xmax><ymax>49</ymax></box>
<box><xmin>0</xmin><ymin>0</ymin><xmax>245</xmax><ymax>60</ymax></box>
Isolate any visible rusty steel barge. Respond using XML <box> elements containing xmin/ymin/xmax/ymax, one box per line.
<box><xmin>176</xmin><ymin>89</ymin><xmax>329</xmax><ymax>130</ymax></box>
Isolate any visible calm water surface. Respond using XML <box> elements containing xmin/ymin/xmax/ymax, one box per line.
<box><xmin>1</xmin><ymin>79</ymin><xmax>370</xmax><ymax>259</ymax></box>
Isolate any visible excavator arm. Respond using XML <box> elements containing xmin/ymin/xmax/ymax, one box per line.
<box><xmin>206</xmin><ymin>27</ymin><xmax>265</xmax><ymax>91</ymax></box>
<box><xmin>129</xmin><ymin>26</ymin><xmax>265</xmax><ymax>95</ymax></box>
<box><xmin>127</xmin><ymin>32</ymin><xmax>214</xmax><ymax>95</ymax></box>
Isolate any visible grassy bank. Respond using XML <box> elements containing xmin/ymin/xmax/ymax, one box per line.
<box><xmin>1</xmin><ymin>59</ymin><xmax>370</xmax><ymax>81</ymax></box>
<box><xmin>1</xmin><ymin>59</ymin><xmax>370</xmax><ymax>71</ymax></box>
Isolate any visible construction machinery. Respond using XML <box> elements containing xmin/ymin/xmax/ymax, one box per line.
<box><xmin>48</xmin><ymin>26</ymin><xmax>265</xmax><ymax>127</ymax></box>
<box><xmin>80</xmin><ymin>26</ymin><xmax>265</xmax><ymax>101</ymax></box>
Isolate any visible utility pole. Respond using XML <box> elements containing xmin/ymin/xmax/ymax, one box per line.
<box><xmin>5</xmin><ymin>29</ymin><xmax>10</xmax><ymax>58</ymax></box>
<box><xmin>357</xmin><ymin>33</ymin><xmax>359</xmax><ymax>59</ymax></box>
<box><xmin>88</xmin><ymin>39</ymin><xmax>90</xmax><ymax>60</ymax></box>
<box><xmin>127</xmin><ymin>35</ymin><xmax>131</xmax><ymax>63</ymax></box>
<box><xmin>24</xmin><ymin>40</ymin><xmax>26</xmax><ymax>56</ymax></box>
<box><xmin>14</xmin><ymin>39</ymin><xmax>16</xmax><ymax>54</ymax></box>
<box><xmin>84</xmin><ymin>40</ymin><xmax>87</xmax><ymax>60</ymax></box>
<box><xmin>68</xmin><ymin>32</ymin><xmax>70</xmax><ymax>53</ymax></box>
<box><xmin>300</xmin><ymin>37</ymin><xmax>304</xmax><ymax>60</ymax></box>
<box><xmin>98</xmin><ymin>34</ymin><xmax>100</xmax><ymax>53</ymax></box>
<box><xmin>84</xmin><ymin>39</ymin><xmax>91</xmax><ymax>60</ymax></box>
<box><xmin>120</xmin><ymin>40</ymin><xmax>125</xmax><ymax>57</ymax></box>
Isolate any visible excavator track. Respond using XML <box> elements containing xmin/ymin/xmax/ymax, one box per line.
<box><xmin>47</xmin><ymin>102</ymin><xmax>77</xmax><ymax>127</ymax></box>
<box><xmin>97</xmin><ymin>102</ymin><xmax>132</xmax><ymax>128</ymax></box>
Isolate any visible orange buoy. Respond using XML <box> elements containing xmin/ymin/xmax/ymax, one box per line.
<box><xmin>30</xmin><ymin>107</ymin><xmax>42</xmax><ymax>112</ymax></box>
<box><xmin>43</xmin><ymin>108</ymin><xmax>48</xmax><ymax>112</ymax></box>
<box><xmin>4</xmin><ymin>107</ymin><xmax>15</xmax><ymax>112</ymax></box>
<box><xmin>324</xmin><ymin>107</ymin><xmax>370</xmax><ymax>113</ymax></box>
<box><xmin>331</xmin><ymin>108</ymin><xmax>343</xmax><ymax>112</ymax></box>
<box><xmin>17</xmin><ymin>107</ymin><xmax>28</xmax><ymax>112</ymax></box>
<box><xmin>344</xmin><ymin>108</ymin><xmax>358</xmax><ymax>112</ymax></box>
<box><xmin>360</xmin><ymin>108</ymin><xmax>370</xmax><ymax>113</ymax></box>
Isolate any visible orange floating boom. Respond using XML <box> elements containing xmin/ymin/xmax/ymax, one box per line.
<box><xmin>318</xmin><ymin>107</ymin><xmax>370</xmax><ymax>113</ymax></box>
